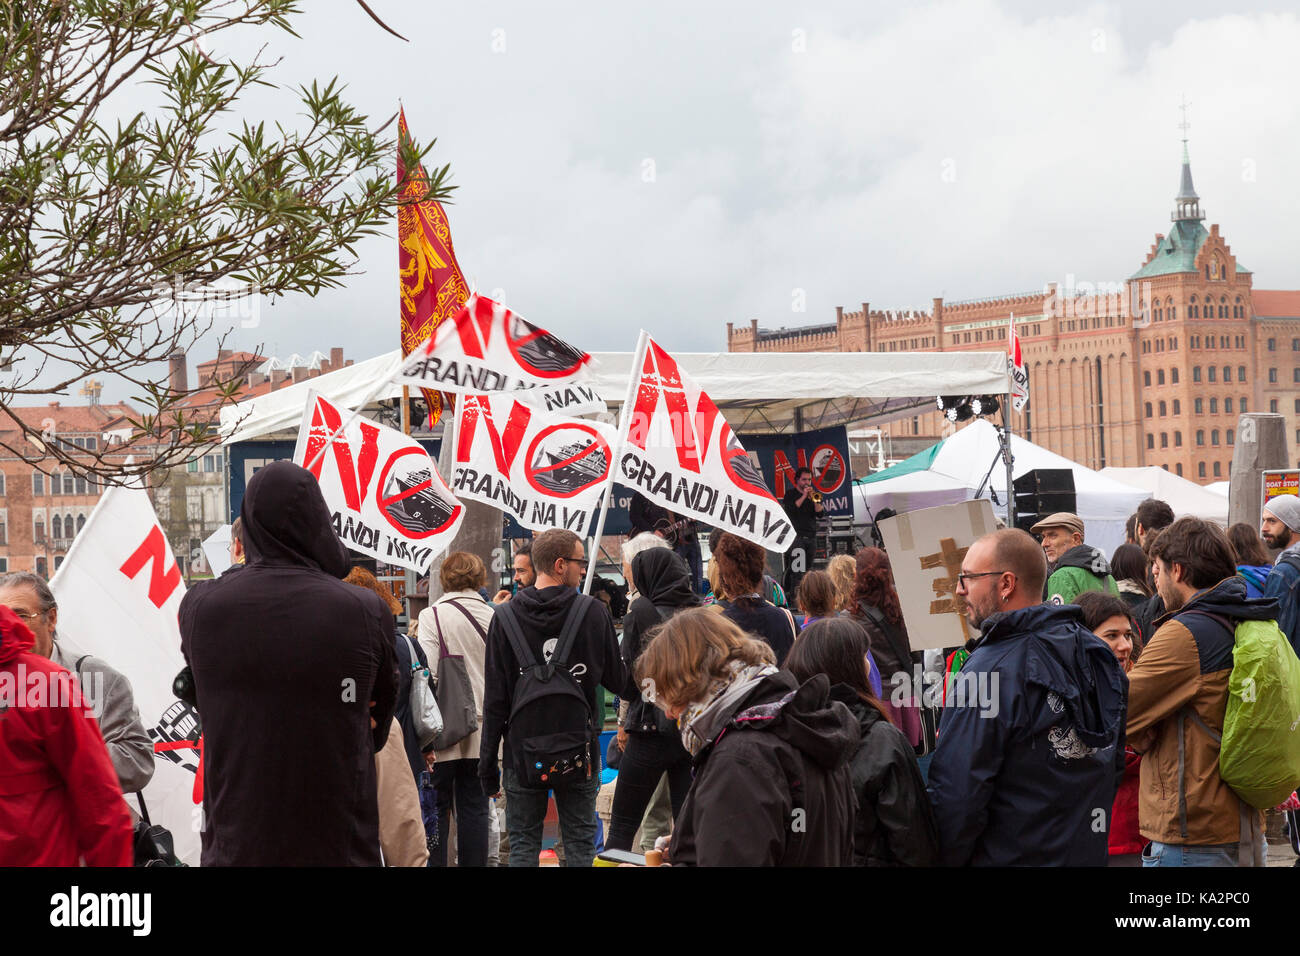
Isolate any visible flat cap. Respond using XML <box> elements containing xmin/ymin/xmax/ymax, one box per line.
<box><xmin>1029</xmin><ymin>512</ymin><xmax>1084</xmax><ymax>537</ymax></box>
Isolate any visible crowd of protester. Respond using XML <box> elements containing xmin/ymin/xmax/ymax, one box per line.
<box><xmin>5</xmin><ymin>457</ymin><xmax>1300</xmax><ymax>868</ymax></box>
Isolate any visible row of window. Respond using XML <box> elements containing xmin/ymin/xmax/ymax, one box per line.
<box><xmin>1146</xmin><ymin>429</ymin><xmax>1236</xmax><ymax>450</ymax></box>
<box><xmin>29</xmin><ymin>472</ymin><xmax>96</xmax><ymax>497</ymax></box>
<box><xmin>31</xmin><ymin>512</ymin><xmax>87</xmax><ymax>541</ymax></box>
<box><xmin>1264</xmin><ymin>338</ymin><xmax>1300</xmax><ymax>351</ymax></box>
<box><xmin>1140</xmin><ymin>338</ymin><xmax>1178</xmax><ymax>354</ymax></box>
<box><xmin>1154</xmin><ymin>462</ymin><xmax>1230</xmax><ymax>479</ymax></box>
<box><xmin>1144</xmin><ymin>396</ymin><xmax>1249</xmax><ymax>417</ymax></box>
<box><xmin>1192</xmin><ymin>366</ymin><xmax>1249</xmax><ymax>383</ymax></box>
<box><xmin>186</xmin><ymin>454</ymin><xmax>224</xmax><ymax>474</ymax></box>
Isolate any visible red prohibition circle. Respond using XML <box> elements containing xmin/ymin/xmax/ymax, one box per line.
<box><xmin>375</xmin><ymin>447</ymin><xmax>462</xmax><ymax>539</ymax></box>
<box><xmin>524</xmin><ymin>423</ymin><xmax>611</xmax><ymax>499</ymax></box>
<box><xmin>810</xmin><ymin>444</ymin><xmax>846</xmax><ymax>494</ymax></box>
<box><xmin>506</xmin><ymin>318</ymin><xmax>586</xmax><ymax>380</ymax></box>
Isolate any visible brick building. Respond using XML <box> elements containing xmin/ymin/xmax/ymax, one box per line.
<box><xmin>728</xmin><ymin>146</ymin><xmax>1300</xmax><ymax>484</ymax></box>
<box><xmin>0</xmin><ymin>392</ymin><xmax>137</xmax><ymax>577</ymax></box>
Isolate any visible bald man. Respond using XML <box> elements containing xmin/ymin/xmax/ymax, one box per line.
<box><xmin>926</xmin><ymin>528</ymin><xmax>1127</xmax><ymax>866</ymax></box>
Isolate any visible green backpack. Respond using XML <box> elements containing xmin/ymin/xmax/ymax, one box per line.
<box><xmin>1189</xmin><ymin>614</ymin><xmax>1300</xmax><ymax>809</ymax></box>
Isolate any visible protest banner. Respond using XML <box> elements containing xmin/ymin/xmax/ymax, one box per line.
<box><xmin>293</xmin><ymin>390</ymin><xmax>464</xmax><ymax>573</ymax></box>
<box><xmin>395</xmin><ymin>293</ymin><xmax>604</xmax><ymax>415</ymax></box>
<box><xmin>742</xmin><ymin>425</ymin><xmax>854</xmax><ymax>520</ymax></box>
<box><xmin>876</xmin><ymin>499</ymin><xmax>998</xmax><ymax>651</ymax></box>
<box><xmin>49</xmin><ymin>484</ymin><xmax>201</xmax><ymax>865</ymax></box>
<box><xmin>452</xmin><ymin>392</ymin><xmax>617</xmax><ymax>535</ymax></box>
<box><xmin>599</xmin><ymin>332</ymin><xmax>791</xmax><ymax>554</ymax></box>
<box><xmin>1009</xmin><ymin>312</ymin><xmax>1029</xmax><ymax>412</ymax></box>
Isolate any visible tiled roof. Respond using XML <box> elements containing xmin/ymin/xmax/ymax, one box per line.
<box><xmin>0</xmin><ymin>401</ymin><xmax>138</xmax><ymax>436</ymax></box>
<box><xmin>1252</xmin><ymin>290</ymin><xmax>1300</xmax><ymax>318</ymax></box>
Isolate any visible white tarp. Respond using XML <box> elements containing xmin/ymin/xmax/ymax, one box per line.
<box><xmin>1099</xmin><ymin>467</ymin><xmax>1230</xmax><ymax>526</ymax></box>
<box><xmin>222</xmin><ymin>348</ymin><xmax>1011</xmax><ymax>444</ymax></box>
<box><xmin>853</xmin><ymin>419</ymin><xmax>1151</xmax><ymax>558</ymax></box>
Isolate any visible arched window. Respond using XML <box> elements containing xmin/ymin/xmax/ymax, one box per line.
<box><xmin>1223</xmin><ymin>365</ymin><xmax>1231</xmax><ymax>381</ymax></box>
<box><xmin>1173</xmin><ymin>399</ymin><xmax>1181</xmax><ymax>414</ymax></box>
<box><xmin>1238</xmin><ymin>366</ymin><xmax>1247</xmax><ymax>381</ymax></box>
<box><xmin>1226</xmin><ymin>397</ymin><xmax>1234</xmax><ymax>414</ymax></box>
<box><xmin>76</xmin><ymin>514</ymin><xmax>86</xmax><ymax>532</ymax></box>
<box><xmin>1176</xmin><ymin>463</ymin><xmax>1184</xmax><ymax>476</ymax></box>
<box><xmin>1213</xmin><ymin>461</ymin><xmax>1222</xmax><ymax>477</ymax></box>
<box><xmin>1189</xmin><ymin>295</ymin><xmax>1198</xmax><ymax>318</ymax></box>
<box><xmin>1146</xmin><ymin>434</ymin><xmax>1154</xmax><ymax>450</ymax></box>
<box><xmin>1160</xmin><ymin>432</ymin><xmax>1169</xmax><ymax>448</ymax></box>
<box><xmin>1193</xmin><ymin>366</ymin><xmax>1202</xmax><ymax>383</ymax></box>
<box><xmin>1158</xmin><ymin>370</ymin><xmax>1165</xmax><ymax>385</ymax></box>
<box><xmin>64</xmin><ymin>513</ymin><xmax>73</xmax><ymax>536</ymax></box>
<box><xmin>1210</xmin><ymin>398</ymin><xmax>1219</xmax><ymax>413</ymax></box>
<box><xmin>1196</xmin><ymin>430</ymin><xmax>1205</xmax><ymax>446</ymax></box>
<box><xmin>1199</xmin><ymin>462</ymin><xmax>1207</xmax><ymax>478</ymax></box>
<box><xmin>1143</xmin><ymin>371</ymin><xmax>1151</xmax><ymax>387</ymax></box>
<box><xmin>52</xmin><ymin>515</ymin><xmax>62</xmax><ymax>538</ymax></box>
<box><xmin>1172</xmin><ymin>368</ymin><xmax>1179</xmax><ymax>384</ymax></box>
<box><xmin>1211</xmin><ymin>430</ymin><xmax>1220</xmax><ymax>446</ymax></box>
<box><xmin>1227</xmin><ymin>429</ymin><xmax>1235</xmax><ymax>445</ymax></box>
<box><xmin>1159</xmin><ymin>401</ymin><xmax>1167</xmax><ymax>416</ymax></box>
<box><xmin>1174</xmin><ymin>431</ymin><xmax>1183</xmax><ymax>447</ymax></box>
<box><xmin>1208</xmin><ymin>367</ymin><xmax>1217</xmax><ymax>382</ymax></box>
<box><xmin>1145</xmin><ymin>402</ymin><xmax>1153</xmax><ymax>418</ymax></box>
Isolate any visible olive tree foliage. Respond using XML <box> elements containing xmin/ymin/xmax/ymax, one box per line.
<box><xmin>0</xmin><ymin>0</ymin><xmax>451</xmax><ymax>481</ymax></box>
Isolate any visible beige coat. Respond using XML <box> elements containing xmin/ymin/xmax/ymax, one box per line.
<box><xmin>417</xmin><ymin>591</ymin><xmax>494</xmax><ymax>763</ymax></box>
<box><xmin>375</xmin><ymin>717</ymin><xmax>428</xmax><ymax>867</ymax></box>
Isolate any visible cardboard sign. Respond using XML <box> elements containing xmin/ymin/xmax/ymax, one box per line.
<box><xmin>876</xmin><ymin>499</ymin><xmax>999</xmax><ymax>651</ymax></box>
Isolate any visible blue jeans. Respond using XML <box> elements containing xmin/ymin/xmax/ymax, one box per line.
<box><xmin>430</xmin><ymin>758</ymin><xmax>489</xmax><ymax>867</ymax></box>
<box><xmin>504</xmin><ymin>767</ymin><xmax>600</xmax><ymax>868</ymax></box>
<box><xmin>1142</xmin><ymin>841</ymin><xmax>1243</xmax><ymax>867</ymax></box>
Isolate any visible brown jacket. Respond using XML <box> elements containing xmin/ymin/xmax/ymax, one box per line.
<box><xmin>1126</xmin><ymin>578</ymin><xmax>1267</xmax><ymax>846</ymax></box>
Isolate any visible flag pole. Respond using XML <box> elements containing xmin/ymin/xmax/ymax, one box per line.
<box><xmin>1004</xmin><ymin>312</ymin><xmax>1017</xmax><ymax>527</ymax></box>
<box><xmin>583</xmin><ymin>329</ymin><xmax>648</xmax><ymax>595</ymax></box>
<box><xmin>401</xmin><ymin>385</ymin><xmax>411</xmax><ymax>436</ymax></box>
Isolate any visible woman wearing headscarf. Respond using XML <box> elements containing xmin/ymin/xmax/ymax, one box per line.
<box><xmin>606</xmin><ymin>548</ymin><xmax>701</xmax><ymax>852</ymax></box>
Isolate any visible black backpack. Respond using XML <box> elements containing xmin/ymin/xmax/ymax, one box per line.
<box><xmin>494</xmin><ymin>594</ymin><xmax>596</xmax><ymax>790</ymax></box>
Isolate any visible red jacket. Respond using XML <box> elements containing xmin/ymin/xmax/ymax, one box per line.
<box><xmin>0</xmin><ymin>606</ymin><xmax>133</xmax><ymax>866</ymax></box>
<box><xmin>1109</xmin><ymin>747</ymin><xmax>1145</xmax><ymax>856</ymax></box>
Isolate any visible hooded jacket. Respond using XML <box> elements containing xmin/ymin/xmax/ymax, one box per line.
<box><xmin>179</xmin><ymin>461</ymin><xmax>398</xmax><ymax>866</ymax></box>
<box><xmin>0</xmin><ymin>606</ymin><xmax>132</xmax><ymax>866</ymax></box>
<box><xmin>1046</xmin><ymin>544</ymin><xmax>1120</xmax><ymax>606</ymax></box>
<box><xmin>1126</xmin><ymin>576</ymin><xmax>1278</xmax><ymax>846</ymax></box>
<box><xmin>620</xmin><ymin>549</ymin><xmax>699</xmax><ymax>734</ymax></box>
<box><xmin>830</xmin><ymin>685</ymin><xmax>939</xmax><ymax>866</ymax></box>
<box><xmin>1263</xmin><ymin>544</ymin><xmax>1300</xmax><ymax>657</ymax></box>
<box><xmin>477</xmin><ymin>583</ymin><xmax>627</xmax><ymax>795</ymax></box>
<box><xmin>927</xmin><ymin>603</ymin><xmax>1126</xmax><ymax>866</ymax></box>
<box><xmin>670</xmin><ymin>671</ymin><xmax>858</xmax><ymax>866</ymax></box>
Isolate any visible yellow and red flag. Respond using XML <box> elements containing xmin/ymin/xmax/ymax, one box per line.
<box><xmin>398</xmin><ymin>107</ymin><xmax>469</xmax><ymax>427</ymax></box>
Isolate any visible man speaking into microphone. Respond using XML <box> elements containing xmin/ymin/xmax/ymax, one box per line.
<box><xmin>781</xmin><ymin>467</ymin><xmax>824</xmax><ymax>593</ymax></box>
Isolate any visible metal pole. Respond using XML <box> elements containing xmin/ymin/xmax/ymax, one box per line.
<box><xmin>584</xmin><ymin>329</ymin><xmax>648</xmax><ymax>594</ymax></box>
<box><xmin>1003</xmin><ymin>396</ymin><xmax>1016</xmax><ymax>528</ymax></box>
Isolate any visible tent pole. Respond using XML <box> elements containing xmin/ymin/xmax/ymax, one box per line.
<box><xmin>1003</xmin><ymin>394</ymin><xmax>1016</xmax><ymax>528</ymax></box>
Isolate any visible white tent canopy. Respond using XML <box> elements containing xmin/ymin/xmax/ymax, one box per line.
<box><xmin>220</xmin><ymin>347</ymin><xmax>1011</xmax><ymax>444</ymax></box>
<box><xmin>852</xmin><ymin>419</ymin><xmax>1151</xmax><ymax>557</ymax></box>
<box><xmin>1099</xmin><ymin>466</ymin><xmax>1230</xmax><ymax>525</ymax></box>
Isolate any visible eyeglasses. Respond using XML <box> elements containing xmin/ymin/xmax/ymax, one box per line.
<box><xmin>956</xmin><ymin>570</ymin><xmax>1009</xmax><ymax>587</ymax></box>
<box><xmin>7</xmin><ymin>608</ymin><xmax>44</xmax><ymax>622</ymax></box>
<box><xmin>561</xmin><ymin>557</ymin><xmax>590</xmax><ymax>568</ymax></box>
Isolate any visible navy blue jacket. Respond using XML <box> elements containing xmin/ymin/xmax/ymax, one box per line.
<box><xmin>927</xmin><ymin>603</ymin><xmax>1126</xmax><ymax>866</ymax></box>
<box><xmin>1263</xmin><ymin>551</ymin><xmax>1300</xmax><ymax>658</ymax></box>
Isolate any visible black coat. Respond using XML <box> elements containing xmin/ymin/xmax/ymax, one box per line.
<box><xmin>671</xmin><ymin>672</ymin><xmax>858</xmax><ymax>867</ymax></box>
<box><xmin>830</xmin><ymin>685</ymin><xmax>938</xmax><ymax>866</ymax></box>
<box><xmin>620</xmin><ymin>549</ymin><xmax>698</xmax><ymax>733</ymax></box>
<box><xmin>180</xmin><ymin>461</ymin><xmax>398</xmax><ymax>867</ymax></box>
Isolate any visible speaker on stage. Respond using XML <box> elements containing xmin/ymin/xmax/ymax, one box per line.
<box><xmin>1013</xmin><ymin>469</ymin><xmax>1077</xmax><ymax>533</ymax></box>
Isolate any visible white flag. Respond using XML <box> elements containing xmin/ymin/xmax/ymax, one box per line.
<box><xmin>292</xmin><ymin>390</ymin><xmax>464</xmax><ymax>573</ymax></box>
<box><xmin>617</xmin><ymin>334</ymin><xmax>791</xmax><ymax>551</ymax></box>
<box><xmin>50</xmin><ymin>484</ymin><xmax>201</xmax><ymax>866</ymax></box>
<box><xmin>452</xmin><ymin>393</ymin><xmax>618</xmax><ymax>534</ymax></box>
<box><xmin>1009</xmin><ymin>313</ymin><xmax>1029</xmax><ymax>411</ymax></box>
<box><xmin>394</xmin><ymin>294</ymin><xmax>604</xmax><ymax>415</ymax></box>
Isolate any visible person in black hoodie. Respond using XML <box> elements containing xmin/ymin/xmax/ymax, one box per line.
<box><xmin>477</xmin><ymin>529</ymin><xmax>627</xmax><ymax>867</ymax></box>
<box><xmin>606</xmin><ymin>548</ymin><xmax>701</xmax><ymax>851</ymax></box>
<box><xmin>636</xmin><ymin>607</ymin><xmax>858</xmax><ymax>866</ymax></box>
<box><xmin>786</xmin><ymin>618</ymin><xmax>938</xmax><ymax>866</ymax></box>
<box><xmin>179</xmin><ymin>461</ymin><xmax>398</xmax><ymax>866</ymax></box>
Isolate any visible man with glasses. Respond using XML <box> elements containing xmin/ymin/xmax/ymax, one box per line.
<box><xmin>926</xmin><ymin>528</ymin><xmax>1126</xmax><ymax>866</ymax></box>
<box><xmin>0</xmin><ymin>571</ymin><xmax>155</xmax><ymax>800</ymax></box>
<box><xmin>478</xmin><ymin>528</ymin><xmax>627</xmax><ymax>866</ymax></box>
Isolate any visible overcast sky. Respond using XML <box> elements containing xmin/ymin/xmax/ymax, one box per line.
<box><xmin>91</xmin><ymin>0</ymin><xmax>1300</xmax><ymax>398</ymax></box>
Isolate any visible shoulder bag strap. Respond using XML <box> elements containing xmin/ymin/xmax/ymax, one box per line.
<box><xmin>493</xmin><ymin>601</ymin><xmax>539</xmax><ymax>671</ymax></box>
<box><xmin>549</xmin><ymin>593</ymin><xmax>593</xmax><ymax>670</ymax></box>
<box><xmin>136</xmin><ymin>793</ymin><xmax>151</xmax><ymax>826</ymax></box>
<box><xmin>859</xmin><ymin>603</ymin><xmax>913</xmax><ymax>666</ymax></box>
<box><xmin>782</xmin><ymin>607</ymin><xmax>797</xmax><ymax>640</ymax></box>
<box><xmin>401</xmin><ymin>634</ymin><xmax>426</xmax><ymax>675</ymax></box>
<box><xmin>428</xmin><ymin>605</ymin><xmax>451</xmax><ymax>661</ymax></box>
<box><xmin>443</xmin><ymin>598</ymin><xmax>489</xmax><ymax>641</ymax></box>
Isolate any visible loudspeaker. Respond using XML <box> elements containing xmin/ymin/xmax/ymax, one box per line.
<box><xmin>1013</xmin><ymin>469</ymin><xmax>1077</xmax><ymax>531</ymax></box>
